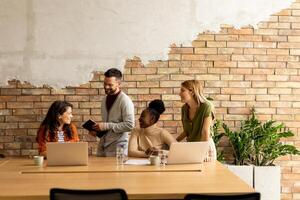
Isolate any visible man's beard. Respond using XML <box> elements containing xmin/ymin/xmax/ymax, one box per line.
<box><xmin>105</xmin><ymin>88</ymin><xmax>117</xmax><ymax>95</ymax></box>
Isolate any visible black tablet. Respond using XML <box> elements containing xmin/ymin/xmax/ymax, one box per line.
<box><xmin>82</xmin><ymin>119</ymin><xmax>96</xmax><ymax>131</ymax></box>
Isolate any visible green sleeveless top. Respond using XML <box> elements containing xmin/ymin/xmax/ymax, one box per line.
<box><xmin>181</xmin><ymin>101</ymin><xmax>213</xmax><ymax>142</ymax></box>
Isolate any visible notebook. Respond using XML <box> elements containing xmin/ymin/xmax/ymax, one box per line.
<box><xmin>46</xmin><ymin>142</ymin><xmax>88</xmax><ymax>166</ymax></box>
<box><xmin>167</xmin><ymin>142</ymin><xmax>209</xmax><ymax>164</ymax></box>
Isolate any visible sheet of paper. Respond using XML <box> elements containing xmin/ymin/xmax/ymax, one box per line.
<box><xmin>124</xmin><ymin>159</ymin><xmax>150</xmax><ymax>165</ymax></box>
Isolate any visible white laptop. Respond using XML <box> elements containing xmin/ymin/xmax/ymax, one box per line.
<box><xmin>46</xmin><ymin>142</ymin><xmax>88</xmax><ymax>166</ymax></box>
<box><xmin>167</xmin><ymin>142</ymin><xmax>209</xmax><ymax>164</ymax></box>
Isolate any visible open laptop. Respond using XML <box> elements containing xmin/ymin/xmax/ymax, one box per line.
<box><xmin>167</xmin><ymin>142</ymin><xmax>209</xmax><ymax>164</ymax></box>
<box><xmin>46</xmin><ymin>142</ymin><xmax>88</xmax><ymax>166</ymax></box>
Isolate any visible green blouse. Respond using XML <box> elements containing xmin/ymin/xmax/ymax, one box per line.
<box><xmin>181</xmin><ymin>101</ymin><xmax>213</xmax><ymax>142</ymax></box>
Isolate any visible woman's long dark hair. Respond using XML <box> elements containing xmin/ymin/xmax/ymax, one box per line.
<box><xmin>41</xmin><ymin>100</ymin><xmax>73</xmax><ymax>140</ymax></box>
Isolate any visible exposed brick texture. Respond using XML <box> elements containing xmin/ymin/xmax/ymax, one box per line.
<box><xmin>1</xmin><ymin>3</ymin><xmax>300</xmax><ymax>200</ymax></box>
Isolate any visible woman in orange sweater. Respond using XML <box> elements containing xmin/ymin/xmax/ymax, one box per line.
<box><xmin>36</xmin><ymin>100</ymin><xmax>79</xmax><ymax>158</ymax></box>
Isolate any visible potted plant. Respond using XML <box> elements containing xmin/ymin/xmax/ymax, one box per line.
<box><xmin>222</xmin><ymin>108</ymin><xmax>300</xmax><ymax>200</ymax></box>
<box><xmin>212</xmin><ymin>119</ymin><xmax>225</xmax><ymax>162</ymax></box>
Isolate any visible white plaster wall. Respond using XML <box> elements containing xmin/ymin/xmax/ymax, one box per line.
<box><xmin>0</xmin><ymin>0</ymin><xmax>293</xmax><ymax>88</ymax></box>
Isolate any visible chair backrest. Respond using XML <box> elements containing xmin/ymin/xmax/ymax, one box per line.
<box><xmin>50</xmin><ymin>188</ymin><xmax>128</xmax><ymax>200</ymax></box>
<box><xmin>184</xmin><ymin>193</ymin><xmax>260</xmax><ymax>200</ymax></box>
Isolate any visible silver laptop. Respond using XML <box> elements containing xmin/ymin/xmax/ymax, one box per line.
<box><xmin>167</xmin><ymin>142</ymin><xmax>209</xmax><ymax>164</ymax></box>
<box><xmin>46</xmin><ymin>142</ymin><xmax>88</xmax><ymax>166</ymax></box>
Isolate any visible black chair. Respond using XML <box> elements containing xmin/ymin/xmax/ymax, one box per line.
<box><xmin>50</xmin><ymin>188</ymin><xmax>128</xmax><ymax>200</ymax></box>
<box><xmin>184</xmin><ymin>193</ymin><xmax>260</xmax><ymax>200</ymax></box>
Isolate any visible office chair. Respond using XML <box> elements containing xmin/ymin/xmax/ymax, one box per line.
<box><xmin>50</xmin><ymin>188</ymin><xmax>128</xmax><ymax>200</ymax></box>
<box><xmin>184</xmin><ymin>192</ymin><xmax>260</xmax><ymax>200</ymax></box>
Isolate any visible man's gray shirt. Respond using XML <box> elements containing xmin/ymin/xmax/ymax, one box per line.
<box><xmin>97</xmin><ymin>91</ymin><xmax>134</xmax><ymax>156</ymax></box>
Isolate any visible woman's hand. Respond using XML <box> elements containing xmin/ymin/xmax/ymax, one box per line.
<box><xmin>145</xmin><ymin>147</ymin><xmax>159</xmax><ymax>156</ymax></box>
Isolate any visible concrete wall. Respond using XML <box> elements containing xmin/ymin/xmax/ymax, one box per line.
<box><xmin>0</xmin><ymin>0</ymin><xmax>292</xmax><ymax>88</ymax></box>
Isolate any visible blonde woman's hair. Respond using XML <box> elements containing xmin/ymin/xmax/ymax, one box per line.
<box><xmin>181</xmin><ymin>80</ymin><xmax>215</xmax><ymax>118</ymax></box>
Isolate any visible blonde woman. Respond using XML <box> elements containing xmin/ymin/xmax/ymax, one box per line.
<box><xmin>176</xmin><ymin>80</ymin><xmax>216</xmax><ymax>161</ymax></box>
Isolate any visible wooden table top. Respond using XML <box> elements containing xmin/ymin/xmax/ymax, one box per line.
<box><xmin>0</xmin><ymin>157</ymin><xmax>255</xmax><ymax>200</ymax></box>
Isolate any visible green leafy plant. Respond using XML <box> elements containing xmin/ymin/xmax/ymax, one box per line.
<box><xmin>223</xmin><ymin>109</ymin><xmax>300</xmax><ymax>166</ymax></box>
<box><xmin>212</xmin><ymin>119</ymin><xmax>225</xmax><ymax>162</ymax></box>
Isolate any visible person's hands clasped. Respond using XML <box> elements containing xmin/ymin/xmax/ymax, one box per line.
<box><xmin>145</xmin><ymin>147</ymin><xmax>159</xmax><ymax>156</ymax></box>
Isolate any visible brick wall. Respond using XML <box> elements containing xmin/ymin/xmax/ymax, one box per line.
<box><xmin>1</xmin><ymin>2</ymin><xmax>300</xmax><ymax>199</ymax></box>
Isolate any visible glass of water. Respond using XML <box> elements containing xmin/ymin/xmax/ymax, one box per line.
<box><xmin>158</xmin><ymin>150</ymin><xmax>168</xmax><ymax>166</ymax></box>
<box><xmin>116</xmin><ymin>144</ymin><xmax>125</xmax><ymax>165</ymax></box>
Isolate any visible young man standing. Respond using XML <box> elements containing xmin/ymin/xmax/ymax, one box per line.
<box><xmin>89</xmin><ymin>68</ymin><xmax>135</xmax><ymax>156</ymax></box>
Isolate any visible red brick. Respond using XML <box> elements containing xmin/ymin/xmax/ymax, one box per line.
<box><xmin>7</xmin><ymin>102</ymin><xmax>33</xmax><ymax>108</ymax></box>
<box><xmin>231</xmin><ymin>95</ymin><xmax>255</xmax><ymax>101</ymax></box>
<box><xmin>22</xmin><ymin>89</ymin><xmax>50</xmax><ymax>95</ymax></box>
<box><xmin>1</xmin><ymin>88</ymin><xmax>21</xmax><ymax>95</ymax></box>
<box><xmin>168</xmin><ymin>54</ymin><xmax>181</xmax><ymax>60</ymax></box>
<box><xmin>207</xmin><ymin>41</ymin><xmax>226</xmax><ymax>47</ymax></box>
<box><xmin>194</xmin><ymin>48</ymin><xmax>217</xmax><ymax>54</ymax></box>
<box><xmin>182</xmin><ymin>54</ymin><xmax>205</xmax><ymax>61</ymax></box>
<box><xmin>192</xmin><ymin>61</ymin><xmax>213</xmax><ymax>68</ymax></box>
<box><xmin>267</xmin><ymin>75</ymin><xmax>289</xmax><ymax>81</ymax></box>
<box><xmin>65</xmin><ymin>96</ymin><xmax>89</xmax><ymax>102</ymax></box>
<box><xmin>12</xmin><ymin>109</ymin><xmax>41</xmax><ymax>115</ymax></box>
<box><xmin>230</xmin><ymin>68</ymin><xmax>252</xmax><ymax>74</ymax></box>
<box><xmin>227</xmin><ymin>42</ymin><xmax>253</xmax><ymax>48</ymax></box>
<box><xmin>256</xmin><ymin>95</ymin><xmax>279</xmax><ymax>101</ymax></box>
<box><xmin>238</xmin><ymin>62</ymin><xmax>259</xmax><ymax>68</ymax></box>
<box><xmin>150</xmin><ymin>88</ymin><xmax>173</xmax><ymax>94</ymax></box>
<box><xmin>168</xmin><ymin>61</ymin><xmax>191</xmax><ymax>68</ymax></box>
<box><xmin>269</xmin><ymin>88</ymin><xmax>292</xmax><ymax>94</ymax></box>
<box><xmin>228</xmin><ymin>81</ymin><xmax>251</xmax><ymax>88</ymax></box>
<box><xmin>220</xmin><ymin>75</ymin><xmax>243</xmax><ymax>81</ymax></box>
<box><xmin>51</xmin><ymin>88</ymin><xmax>75</xmax><ymax>95</ymax></box>
<box><xmin>205</xmin><ymin>55</ymin><xmax>230</xmax><ymax>61</ymax></box>
<box><xmin>227</xmin><ymin>28</ymin><xmax>253</xmax><ymax>35</ymax></box>
<box><xmin>215</xmin><ymin>35</ymin><xmax>238</xmax><ymax>41</ymax></box>
<box><xmin>191</xmin><ymin>41</ymin><xmax>206</xmax><ymax>47</ymax></box>
<box><xmin>209</xmin><ymin>68</ymin><xmax>229</xmax><ymax>74</ymax></box>
<box><xmin>244</xmin><ymin>48</ymin><xmax>266</xmax><ymax>54</ymax></box>
<box><xmin>232</xmin><ymin>55</ymin><xmax>253</xmax><ymax>61</ymax></box>
<box><xmin>195</xmin><ymin>34</ymin><xmax>215</xmax><ymax>41</ymax></box>
<box><xmin>169</xmin><ymin>47</ymin><xmax>194</xmax><ymax>54</ymax></box>
<box><xmin>0</xmin><ymin>96</ymin><xmax>16</xmax><ymax>102</ymax></box>
<box><xmin>205</xmin><ymin>81</ymin><xmax>228</xmax><ymax>87</ymax></box>
<box><xmin>263</xmin><ymin>35</ymin><xmax>287</xmax><ymax>42</ymax></box>
<box><xmin>218</xmin><ymin>48</ymin><xmax>243</xmax><ymax>54</ymax></box>
<box><xmin>127</xmin><ymin>88</ymin><xmax>149</xmax><ymax>95</ymax></box>
<box><xmin>75</xmin><ymin>89</ymin><xmax>98</xmax><ymax>95</ymax></box>
<box><xmin>181</xmin><ymin>68</ymin><xmax>207</xmax><ymax>74</ymax></box>
<box><xmin>254</xmin><ymin>29</ymin><xmax>278</xmax><ymax>35</ymax></box>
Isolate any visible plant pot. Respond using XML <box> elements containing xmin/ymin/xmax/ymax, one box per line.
<box><xmin>225</xmin><ymin>165</ymin><xmax>254</xmax><ymax>187</ymax></box>
<box><xmin>254</xmin><ymin>166</ymin><xmax>280</xmax><ymax>200</ymax></box>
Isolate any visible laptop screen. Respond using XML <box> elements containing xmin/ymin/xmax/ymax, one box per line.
<box><xmin>167</xmin><ymin>142</ymin><xmax>209</xmax><ymax>164</ymax></box>
<box><xmin>46</xmin><ymin>142</ymin><xmax>88</xmax><ymax>166</ymax></box>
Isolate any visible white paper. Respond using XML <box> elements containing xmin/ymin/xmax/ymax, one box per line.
<box><xmin>124</xmin><ymin>159</ymin><xmax>150</xmax><ymax>165</ymax></box>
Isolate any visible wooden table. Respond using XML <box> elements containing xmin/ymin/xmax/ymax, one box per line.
<box><xmin>0</xmin><ymin>157</ymin><xmax>254</xmax><ymax>200</ymax></box>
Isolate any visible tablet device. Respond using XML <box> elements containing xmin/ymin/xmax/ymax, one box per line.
<box><xmin>82</xmin><ymin>119</ymin><xmax>107</xmax><ymax>138</ymax></box>
<box><xmin>82</xmin><ymin>119</ymin><xmax>96</xmax><ymax>131</ymax></box>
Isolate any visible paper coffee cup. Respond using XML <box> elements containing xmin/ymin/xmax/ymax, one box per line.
<box><xmin>149</xmin><ymin>156</ymin><xmax>160</xmax><ymax>166</ymax></box>
<box><xmin>34</xmin><ymin>156</ymin><xmax>44</xmax><ymax>167</ymax></box>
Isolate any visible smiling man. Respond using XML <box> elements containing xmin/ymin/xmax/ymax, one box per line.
<box><xmin>89</xmin><ymin>68</ymin><xmax>135</xmax><ymax>156</ymax></box>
